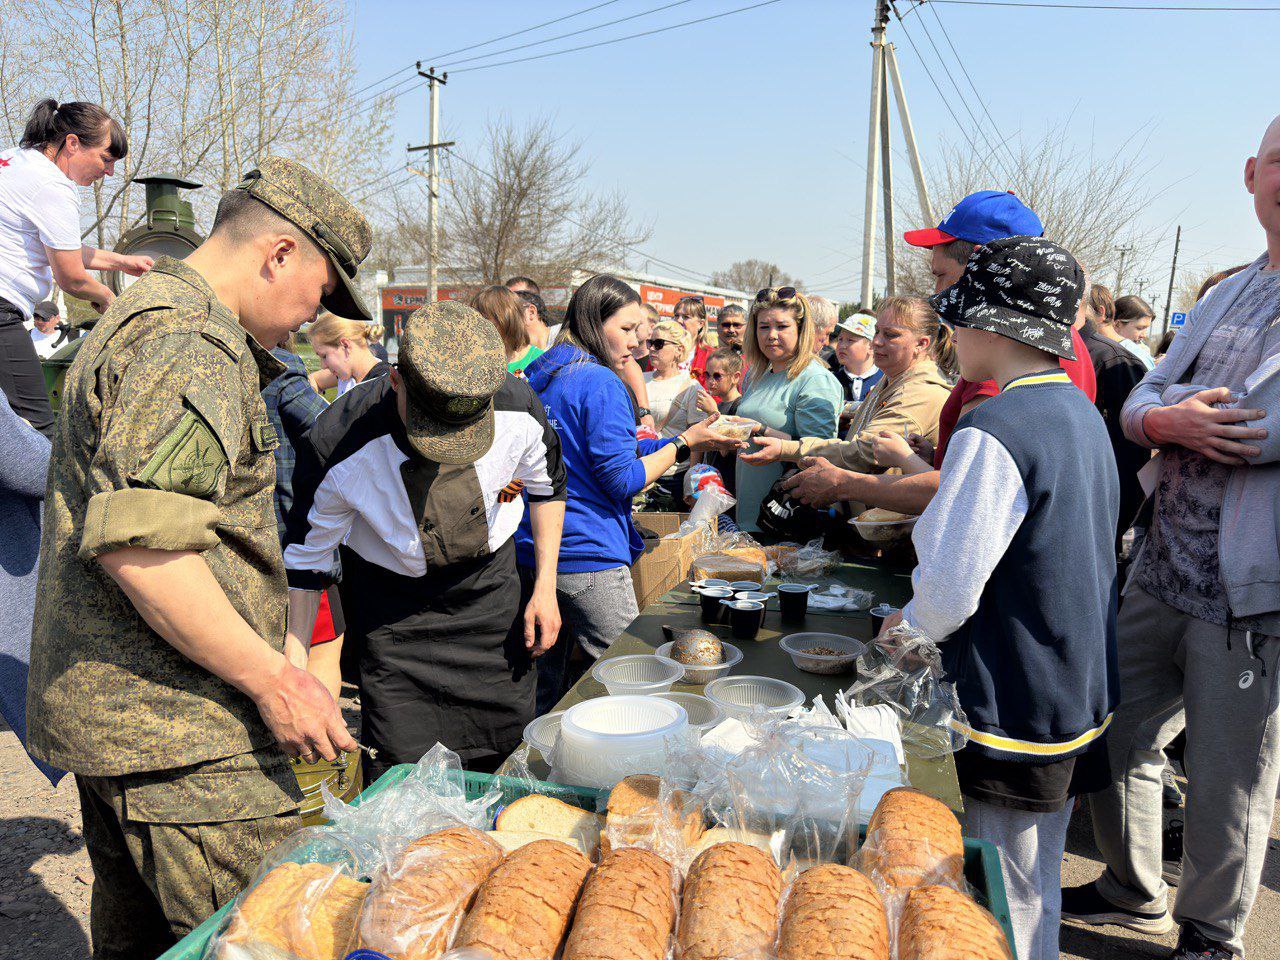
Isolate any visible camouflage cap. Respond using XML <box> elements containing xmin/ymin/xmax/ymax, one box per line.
<box><xmin>399</xmin><ymin>300</ymin><xmax>506</xmax><ymax>464</ymax></box>
<box><xmin>233</xmin><ymin>157</ymin><xmax>374</xmax><ymax>322</ymax></box>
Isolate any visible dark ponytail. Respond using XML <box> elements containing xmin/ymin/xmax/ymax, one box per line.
<box><xmin>20</xmin><ymin>98</ymin><xmax>128</xmax><ymax>160</ymax></box>
<box><xmin>559</xmin><ymin>274</ymin><xmax>641</xmax><ymax>370</ymax></box>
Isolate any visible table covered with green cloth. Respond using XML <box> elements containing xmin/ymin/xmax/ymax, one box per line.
<box><xmin>544</xmin><ymin>559</ymin><xmax>964</xmax><ymax>812</ymax></box>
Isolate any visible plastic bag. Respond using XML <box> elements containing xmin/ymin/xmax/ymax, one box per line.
<box><xmin>322</xmin><ymin>743</ymin><xmax>499</xmax><ymax>863</ymax></box>
<box><xmin>356</xmin><ymin>827</ymin><xmax>505</xmax><ymax>960</ymax></box>
<box><xmin>686</xmin><ymin>718</ymin><xmax>876</xmax><ymax>872</ymax></box>
<box><xmin>207</xmin><ymin>745</ymin><xmax>501</xmax><ymax>960</ymax></box>
<box><xmin>209</xmin><ymin>827</ymin><xmax>372</xmax><ymax>960</ymax></box>
<box><xmin>668</xmin><ymin>484</ymin><xmax>736</xmax><ymax>538</ymax></box>
<box><xmin>689</xmin><ymin>530</ymin><xmax>768</xmax><ymax>583</ymax></box>
<box><xmin>770</xmin><ymin>538</ymin><xmax>841</xmax><ymax>579</ymax></box>
<box><xmin>843</xmin><ymin>623</ymin><xmax>969</xmax><ymax>760</ymax></box>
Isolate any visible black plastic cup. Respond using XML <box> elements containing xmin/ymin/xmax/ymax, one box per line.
<box><xmin>698</xmin><ymin>586</ymin><xmax>734</xmax><ymax>624</ymax></box>
<box><xmin>870</xmin><ymin>603</ymin><xmax>899</xmax><ymax>635</ymax></box>
<box><xmin>778</xmin><ymin>583</ymin><xmax>812</xmax><ymax>624</ymax></box>
<box><xmin>723</xmin><ymin>599</ymin><xmax>765</xmax><ymax>640</ymax></box>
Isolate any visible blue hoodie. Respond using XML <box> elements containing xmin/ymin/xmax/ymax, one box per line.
<box><xmin>515</xmin><ymin>342</ymin><xmax>672</xmax><ymax>572</ymax></box>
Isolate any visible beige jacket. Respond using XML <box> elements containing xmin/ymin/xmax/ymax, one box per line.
<box><xmin>778</xmin><ymin>358</ymin><xmax>951</xmax><ymax>472</ymax></box>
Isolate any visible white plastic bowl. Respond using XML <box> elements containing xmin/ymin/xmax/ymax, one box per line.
<box><xmin>591</xmin><ymin>654</ymin><xmax>685</xmax><ymax>695</ymax></box>
<box><xmin>522</xmin><ymin>710</ymin><xmax>563</xmax><ymax>755</ymax></box>
<box><xmin>779</xmin><ymin>633</ymin><xmax>866</xmax><ymax>675</ymax></box>
<box><xmin>850</xmin><ymin>514</ymin><xmax>919</xmax><ymax>544</ymax></box>
<box><xmin>654</xmin><ymin>640</ymin><xmax>743</xmax><ymax>685</ymax></box>
<box><xmin>654</xmin><ymin>692</ymin><xmax>725</xmax><ymax>734</ymax></box>
<box><xmin>556</xmin><ymin>695</ymin><xmax>690</xmax><ymax>789</ymax></box>
<box><xmin>705</xmin><ymin>675</ymin><xmax>805</xmax><ymax>720</ymax></box>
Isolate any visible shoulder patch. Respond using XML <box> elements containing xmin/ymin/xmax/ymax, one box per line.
<box><xmin>135</xmin><ymin>409</ymin><xmax>228</xmax><ymax>498</ymax></box>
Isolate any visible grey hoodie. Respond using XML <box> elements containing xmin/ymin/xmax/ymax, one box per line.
<box><xmin>1121</xmin><ymin>253</ymin><xmax>1280</xmax><ymax>621</ymax></box>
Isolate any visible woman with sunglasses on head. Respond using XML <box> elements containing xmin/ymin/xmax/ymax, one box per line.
<box><xmin>516</xmin><ymin>276</ymin><xmax>737</xmax><ymax>712</ymax></box>
<box><xmin>0</xmin><ymin>99</ymin><xmax>151</xmax><ymax>436</ymax></box>
<box><xmin>672</xmin><ymin>295</ymin><xmax>718</xmax><ymax>386</ymax></box>
<box><xmin>743</xmin><ymin>296</ymin><xmax>953</xmax><ymax>483</ymax></box>
<box><xmin>734</xmin><ymin>287</ymin><xmax>843</xmax><ymax>532</ymax></box>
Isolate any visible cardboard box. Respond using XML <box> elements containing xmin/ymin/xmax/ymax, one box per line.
<box><xmin>630</xmin><ymin>512</ymin><xmax>716</xmax><ymax>609</ymax></box>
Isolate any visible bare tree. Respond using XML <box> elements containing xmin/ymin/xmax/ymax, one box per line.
<box><xmin>708</xmin><ymin>259</ymin><xmax>802</xmax><ymax>293</ymax></box>
<box><xmin>0</xmin><ymin>0</ymin><xmax>392</xmax><ymax>249</ymax></box>
<box><xmin>893</xmin><ymin>124</ymin><xmax>1162</xmax><ymax>297</ymax></box>
<box><xmin>438</xmin><ymin>116</ymin><xmax>650</xmax><ymax>285</ymax></box>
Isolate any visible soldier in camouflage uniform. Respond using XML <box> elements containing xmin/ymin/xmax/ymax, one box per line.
<box><xmin>25</xmin><ymin>157</ymin><xmax>368</xmax><ymax>959</ymax></box>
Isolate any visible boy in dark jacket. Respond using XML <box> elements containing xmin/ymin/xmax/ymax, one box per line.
<box><xmin>879</xmin><ymin>237</ymin><xmax>1120</xmax><ymax>960</ymax></box>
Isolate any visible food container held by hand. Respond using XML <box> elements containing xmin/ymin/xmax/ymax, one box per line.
<box><xmin>655</xmin><ymin>639</ymin><xmax>743</xmax><ymax>685</ymax></box>
<box><xmin>705</xmin><ymin>675</ymin><xmax>805</xmax><ymax>720</ymax></box>
<box><xmin>779</xmin><ymin>633</ymin><xmax>866</xmax><ymax>676</ymax></box>
<box><xmin>590</xmin><ymin>654</ymin><xmax>684</xmax><ymax>695</ymax></box>
<box><xmin>556</xmin><ymin>695</ymin><xmax>691</xmax><ymax>788</ymax></box>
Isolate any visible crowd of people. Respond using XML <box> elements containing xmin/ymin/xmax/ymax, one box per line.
<box><xmin>0</xmin><ymin>93</ymin><xmax>1275</xmax><ymax>960</ymax></box>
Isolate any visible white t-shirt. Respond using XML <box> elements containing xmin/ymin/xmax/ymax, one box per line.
<box><xmin>26</xmin><ymin>319</ymin><xmax>62</xmax><ymax>358</ymax></box>
<box><xmin>644</xmin><ymin>371</ymin><xmax>697</xmax><ymax>428</ymax></box>
<box><xmin>0</xmin><ymin>148</ymin><xmax>81</xmax><ymax>318</ymax></box>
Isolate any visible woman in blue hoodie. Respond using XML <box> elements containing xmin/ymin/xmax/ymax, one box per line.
<box><xmin>516</xmin><ymin>275</ymin><xmax>736</xmax><ymax>712</ymax></box>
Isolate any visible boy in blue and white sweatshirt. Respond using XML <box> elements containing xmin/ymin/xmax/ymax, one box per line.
<box><xmin>884</xmin><ymin>237</ymin><xmax>1119</xmax><ymax>960</ymax></box>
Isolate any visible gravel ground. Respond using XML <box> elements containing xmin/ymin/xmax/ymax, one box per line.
<box><xmin>2</xmin><ymin>717</ymin><xmax>1276</xmax><ymax>959</ymax></box>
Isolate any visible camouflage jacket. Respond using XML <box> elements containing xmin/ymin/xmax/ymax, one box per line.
<box><xmin>26</xmin><ymin>257</ymin><xmax>290</xmax><ymax>777</ymax></box>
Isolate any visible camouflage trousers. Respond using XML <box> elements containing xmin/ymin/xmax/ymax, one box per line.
<box><xmin>76</xmin><ymin>748</ymin><xmax>302</xmax><ymax>959</ymax></box>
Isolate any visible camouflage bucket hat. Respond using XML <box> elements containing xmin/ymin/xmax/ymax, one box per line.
<box><xmin>233</xmin><ymin>157</ymin><xmax>374</xmax><ymax>322</ymax></box>
<box><xmin>399</xmin><ymin>300</ymin><xmax>506</xmax><ymax>464</ymax></box>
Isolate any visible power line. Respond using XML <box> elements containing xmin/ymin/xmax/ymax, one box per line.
<box><xmin>439</xmin><ymin>0</ymin><xmax>697</xmax><ymax>70</ymax></box>
<box><xmin>923</xmin><ymin>4</ymin><xmax>1022</xmax><ymax>175</ymax></box>
<box><xmin>350</xmin><ymin>0</ymin><xmax>627</xmax><ymax>101</ymax></box>
<box><xmin>449</xmin><ymin>0</ymin><xmax>788</xmax><ymax>74</ymax></box>
<box><xmin>907</xmin><ymin>7</ymin><xmax>1018</xmax><ymax>183</ymax></box>
<box><xmin>891</xmin><ymin>18</ymin><xmax>1007</xmax><ymax>184</ymax></box>
<box><xmin>445</xmin><ymin>147</ymin><xmax>711</xmax><ymax>283</ymax></box>
<box><xmin>929</xmin><ymin>1</ymin><xmax>1280</xmax><ymax>10</ymax></box>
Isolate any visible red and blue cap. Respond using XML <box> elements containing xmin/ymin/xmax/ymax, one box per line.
<box><xmin>903</xmin><ymin>190</ymin><xmax>1043</xmax><ymax>248</ymax></box>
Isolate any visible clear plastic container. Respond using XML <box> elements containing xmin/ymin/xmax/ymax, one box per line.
<box><xmin>590</xmin><ymin>654</ymin><xmax>685</xmax><ymax>695</ymax></box>
<box><xmin>556</xmin><ymin>695</ymin><xmax>690</xmax><ymax>789</ymax></box>
<box><xmin>522</xmin><ymin>710</ymin><xmax>564</xmax><ymax>755</ymax></box>
<box><xmin>654</xmin><ymin>640</ymin><xmax>743</xmax><ymax>685</ymax></box>
<box><xmin>707</xmin><ymin>415</ymin><xmax>761</xmax><ymax>442</ymax></box>
<box><xmin>704</xmin><ymin>675</ymin><xmax>805</xmax><ymax>720</ymax></box>
<box><xmin>779</xmin><ymin>633</ymin><xmax>867</xmax><ymax>675</ymax></box>
<box><xmin>653</xmin><ymin>692</ymin><xmax>726</xmax><ymax>734</ymax></box>
<box><xmin>850</xmin><ymin>513</ymin><xmax>919</xmax><ymax>544</ymax></box>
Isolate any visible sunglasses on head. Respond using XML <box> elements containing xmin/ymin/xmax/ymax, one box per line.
<box><xmin>755</xmin><ymin>286</ymin><xmax>798</xmax><ymax>302</ymax></box>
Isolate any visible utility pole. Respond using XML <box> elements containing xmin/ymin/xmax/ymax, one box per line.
<box><xmin>407</xmin><ymin>64</ymin><xmax>453</xmax><ymax>303</ymax></box>
<box><xmin>1114</xmin><ymin>242</ymin><xmax>1135</xmax><ymax>293</ymax></box>
<box><xmin>1163</xmin><ymin>225</ymin><xmax>1182</xmax><ymax>333</ymax></box>
<box><xmin>859</xmin><ymin>1</ymin><xmax>934</xmax><ymax>309</ymax></box>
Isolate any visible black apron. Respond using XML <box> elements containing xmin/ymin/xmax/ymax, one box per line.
<box><xmin>340</xmin><ymin>538</ymin><xmax>534</xmax><ymax>780</ymax></box>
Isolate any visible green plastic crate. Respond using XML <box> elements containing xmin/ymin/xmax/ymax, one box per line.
<box><xmin>160</xmin><ymin>768</ymin><xmax>1014</xmax><ymax>960</ymax></box>
<box><xmin>158</xmin><ymin>766</ymin><xmax>604</xmax><ymax>960</ymax></box>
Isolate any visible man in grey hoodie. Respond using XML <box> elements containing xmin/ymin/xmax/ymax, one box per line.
<box><xmin>1063</xmin><ymin>115</ymin><xmax>1280</xmax><ymax>959</ymax></box>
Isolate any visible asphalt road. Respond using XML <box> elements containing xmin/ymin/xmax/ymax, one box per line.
<box><xmin>1</xmin><ymin>721</ymin><xmax>1276</xmax><ymax>959</ymax></box>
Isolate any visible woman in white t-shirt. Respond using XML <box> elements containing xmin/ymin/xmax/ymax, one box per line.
<box><xmin>642</xmin><ymin>320</ymin><xmax>699</xmax><ymax>429</ymax></box>
<box><xmin>0</xmin><ymin>99</ymin><xmax>151</xmax><ymax>434</ymax></box>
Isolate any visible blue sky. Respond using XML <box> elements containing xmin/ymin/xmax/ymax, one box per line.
<box><xmin>350</xmin><ymin>0</ymin><xmax>1273</xmax><ymax>305</ymax></box>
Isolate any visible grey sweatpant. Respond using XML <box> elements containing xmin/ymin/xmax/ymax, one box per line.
<box><xmin>1090</xmin><ymin>586</ymin><xmax>1280</xmax><ymax>954</ymax></box>
<box><xmin>531</xmin><ymin>565</ymin><xmax>640</xmax><ymax>715</ymax></box>
<box><xmin>965</xmin><ymin>800</ymin><xmax>1072</xmax><ymax>960</ymax></box>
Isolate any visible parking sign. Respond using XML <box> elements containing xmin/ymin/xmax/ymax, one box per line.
<box><xmin>1170</xmin><ymin>312</ymin><xmax>1187</xmax><ymax>328</ymax></box>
